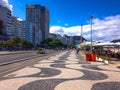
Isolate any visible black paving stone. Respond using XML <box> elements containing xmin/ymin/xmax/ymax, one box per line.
<box><xmin>81</xmin><ymin>65</ymin><xmax>120</xmax><ymax>72</ymax></box>
<box><xmin>18</xmin><ymin>68</ymin><xmax>109</xmax><ymax>90</ymax></box>
<box><xmin>117</xmin><ymin>66</ymin><xmax>120</xmax><ymax>69</ymax></box>
<box><xmin>81</xmin><ymin>65</ymin><xmax>104</xmax><ymax>70</ymax></box>
<box><xmin>50</xmin><ymin>64</ymin><xmax>66</xmax><ymax>68</ymax></box>
<box><xmin>23</xmin><ymin>68</ymin><xmax>61</xmax><ymax>78</ymax></box>
<box><xmin>58</xmin><ymin>58</ymin><xmax>68</xmax><ymax>60</ymax></box>
<box><xmin>91</xmin><ymin>82</ymin><xmax>120</xmax><ymax>90</ymax></box>
<box><xmin>18</xmin><ymin>79</ymin><xmax>66</xmax><ymax>90</ymax></box>
<box><xmin>2</xmin><ymin>51</ymin><xmax>115</xmax><ymax>90</ymax></box>
<box><xmin>79</xmin><ymin>69</ymin><xmax>108</xmax><ymax>80</ymax></box>
<box><xmin>78</xmin><ymin>61</ymin><xmax>90</xmax><ymax>64</ymax></box>
<box><xmin>54</xmin><ymin>60</ymin><xmax>65</xmax><ymax>63</ymax></box>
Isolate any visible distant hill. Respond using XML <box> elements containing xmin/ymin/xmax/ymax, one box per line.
<box><xmin>111</xmin><ymin>39</ymin><xmax>120</xmax><ymax>43</ymax></box>
<box><xmin>73</xmin><ymin>36</ymin><xmax>87</xmax><ymax>44</ymax></box>
<box><xmin>73</xmin><ymin>36</ymin><xmax>87</xmax><ymax>41</ymax></box>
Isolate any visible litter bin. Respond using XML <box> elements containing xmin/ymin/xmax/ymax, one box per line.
<box><xmin>85</xmin><ymin>54</ymin><xmax>91</xmax><ymax>61</ymax></box>
<box><xmin>91</xmin><ymin>54</ymin><xmax>96</xmax><ymax>62</ymax></box>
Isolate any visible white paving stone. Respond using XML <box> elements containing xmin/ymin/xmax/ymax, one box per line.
<box><xmin>55</xmin><ymin>80</ymin><xmax>94</xmax><ymax>90</ymax></box>
<box><xmin>4</xmin><ymin>67</ymin><xmax>41</xmax><ymax>77</ymax></box>
<box><xmin>52</xmin><ymin>68</ymin><xmax>84</xmax><ymax>79</ymax></box>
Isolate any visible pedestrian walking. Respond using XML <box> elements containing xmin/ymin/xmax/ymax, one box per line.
<box><xmin>76</xmin><ymin>48</ymin><xmax>80</xmax><ymax>54</ymax></box>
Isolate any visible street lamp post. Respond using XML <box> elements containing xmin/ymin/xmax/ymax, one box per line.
<box><xmin>81</xmin><ymin>24</ymin><xmax>83</xmax><ymax>43</ymax></box>
<box><xmin>90</xmin><ymin>16</ymin><xmax>93</xmax><ymax>53</ymax></box>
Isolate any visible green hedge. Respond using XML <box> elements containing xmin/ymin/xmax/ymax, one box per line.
<box><xmin>97</xmin><ymin>55</ymin><xmax>110</xmax><ymax>61</ymax></box>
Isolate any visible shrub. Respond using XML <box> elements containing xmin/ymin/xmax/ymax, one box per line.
<box><xmin>98</xmin><ymin>55</ymin><xmax>110</xmax><ymax>61</ymax></box>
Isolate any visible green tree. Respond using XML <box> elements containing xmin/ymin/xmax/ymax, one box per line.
<box><xmin>41</xmin><ymin>38</ymin><xmax>64</xmax><ymax>48</ymax></box>
<box><xmin>20</xmin><ymin>39</ymin><xmax>27</xmax><ymax>48</ymax></box>
<box><xmin>49</xmin><ymin>39</ymin><xmax>62</xmax><ymax>48</ymax></box>
<box><xmin>49</xmin><ymin>42</ymin><xmax>55</xmax><ymax>48</ymax></box>
<box><xmin>20</xmin><ymin>39</ymin><xmax>33</xmax><ymax>49</ymax></box>
<box><xmin>0</xmin><ymin>41</ymin><xmax>3</xmax><ymax>46</ymax></box>
<box><xmin>10</xmin><ymin>37</ymin><xmax>21</xmax><ymax>45</ymax></box>
<box><xmin>41</xmin><ymin>38</ymin><xmax>53</xmax><ymax>45</ymax></box>
<box><xmin>2</xmin><ymin>41</ymin><xmax>9</xmax><ymax>47</ymax></box>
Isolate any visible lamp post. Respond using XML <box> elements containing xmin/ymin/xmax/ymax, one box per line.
<box><xmin>90</xmin><ymin>16</ymin><xmax>93</xmax><ymax>53</ymax></box>
<box><xmin>81</xmin><ymin>24</ymin><xmax>83</xmax><ymax>43</ymax></box>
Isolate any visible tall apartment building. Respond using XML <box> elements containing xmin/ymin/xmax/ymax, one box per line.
<box><xmin>19</xmin><ymin>21</ymin><xmax>26</xmax><ymax>40</ymax></box>
<box><xmin>16</xmin><ymin>21</ymin><xmax>38</xmax><ymax>45</ymax></box>
<box><xmin>0</xmin><ymin>5</ymin><xmax>12</xmax><ymax>37</ymax></box>
<box><xmin>10</xmin><ymin>17</ymin><xmax>23</xmax><ymax>39</ymax></box>
<box><xmin>11</xmin><ymin>16</ymin><xmax>18</xmax><ymax>37</ymax></box>
<box><xmin>10</xmin><ymin>17</ymin><xmax>36</xmax><ymax>45</ymax></box>
<box><xmin>25</xmin><ymin>21</ymin><xmax>34</xmax><ymax>43</ymax></box>
<box><xmin>40</xmin><ymin>6</ymin><xmax>49</xmax><ymax>40</ymax></box>
<box><xmin>26</xmin><ymin>4</ymin><xmax>49</xmax><ymax>45</ymax></box>
<box><xmin>0</xmin><ymin>19</ymin><xmax>3</xmax><ymax>34</ymax></box>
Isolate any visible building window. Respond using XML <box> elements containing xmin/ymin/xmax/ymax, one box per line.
<box><xmin>41</xmin><ymin>8</ymin><xmax>45</xmax><ymax>13</ymax></box>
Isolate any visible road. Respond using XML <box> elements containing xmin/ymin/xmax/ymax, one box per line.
<box><xmin>0</xmin><ymin>50</ymin><xmax>60</xmax><ymax>77</ymax></box>
<box><xmin>0</xmin><ymin>50</ymin><xmax>120</xmax><ymax>90</ymax></box>
<box><xmin>0</xmin><ymin>51</ymin><xmax>38</xmax><ymax>64</ymax></box>
<box><xmin>0</xmin><ymin>50</ymin><xmax>56</xmax><ymax>65</ymax></box>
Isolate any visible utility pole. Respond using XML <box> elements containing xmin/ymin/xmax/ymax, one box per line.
<box><xmin>81</xmin><ymin>24</ymin><xmax>83</xmax><ymax>43</ymax></box>
<box><xmin>90</xmin><ymin>16</ymin><xmax>93</xmax><ymax>53</ymax></box>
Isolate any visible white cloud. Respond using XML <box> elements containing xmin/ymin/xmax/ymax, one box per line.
<box><xmin>17</xmin><ymin>18</ymin><xmax>23</xmax><ymax>21</ymax></box>
<box><xmin>50</xmin><ymin>26</ymin><xmax>62</xmax><ymax>33</ymax></box>
<box><xmin>0</xmin><ymin>0</ymin><xmax>12</xmax><ymax>11</ymax></box>
<box><xmin>50</xmin><ymin>15</ymin><xmax>120</xmax><ymax>41</ymax></box>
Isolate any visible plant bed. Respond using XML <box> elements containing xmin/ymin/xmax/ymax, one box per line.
<box><xmin>96</xmin><ymin>55</ymin><xmax>110</xmax><ymax>64</ymax></box>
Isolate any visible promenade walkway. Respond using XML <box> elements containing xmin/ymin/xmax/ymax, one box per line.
<box><xmin>0</xmin><ymin>51</ymin><xmax>120</xmax><ymax>90</ymax></box>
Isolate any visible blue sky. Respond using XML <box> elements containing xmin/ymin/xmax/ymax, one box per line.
<box><xmin>8</xmin><ymin>0</ymin><xmax>120</xmax><ymax>26</ymax></box>
<box><xmin>1</xmin><ymin>0</ymin><xmax>120</xmax><ymax>41</ymax></box>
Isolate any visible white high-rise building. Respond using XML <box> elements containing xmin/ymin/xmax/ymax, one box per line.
<box><xmin>17</xmin><ymin>21</ymin><xmax>36</xmax><ymax>45</ymax></box>
<box><xmin>19</xmin><ymin>21</ymin><xmax>26</xmax><ymax>40</ymax></box>
<box><xmin>11</xmin><ymin>16</ymin><xmax>18</xmax><ymax>37</ymax></box>
<box><xmin>0</xmin><ymin>5</ymin><xmax>12</xmax><ymax>37</ymax></box>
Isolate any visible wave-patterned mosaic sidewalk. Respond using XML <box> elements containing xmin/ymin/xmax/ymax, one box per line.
<box><xmin>0</xmin><ymin>51</ymin><xmax>120</xmax><ymax>90</ymax></box>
